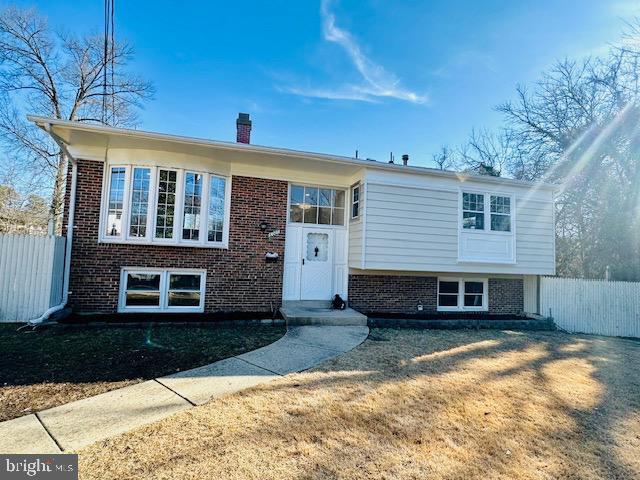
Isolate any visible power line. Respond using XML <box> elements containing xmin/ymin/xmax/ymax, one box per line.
<box><xmin>102</xmin><ymin>0</ymin><xmax>115</xmax><ymax>125</ymax></box>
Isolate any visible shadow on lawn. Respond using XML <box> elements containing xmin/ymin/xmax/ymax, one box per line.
<box><xmin>213</xmin><ymin>329</ymin><xmax>640</xmax><ymax>480</ymax></box>
<box><xmin>0</xmin><ymin>323</ymin><xmax>286</xmax><ymax>386</ymax></box>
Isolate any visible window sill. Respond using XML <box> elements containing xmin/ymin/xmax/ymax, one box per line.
<box><xmin>457</xmin><ymin>258</ymin><xmax>517</xmax><ymax>265</ymax></box>
<box><xmin>286</xmin><ymin>222</ymin><xmax>347</xmax><ymax>229</ymax></box>
<box><xmin>117</xmin><ymin>306</ymin><xmax>205</xmax><ymax>314</ymax></box>
<box><xmin>461</xmin><ymin>229</ymin><xmax>513</xmax><ymax>236</ymax></box>
<box><xmin>99</xmin><ymin>237</ymin><xmax>229</xmax><ymax>249</ymax></box>
<box><xmin>437</xmin><ymin>307</ymin><xmax>488</xmax><ymax>313</ymax></box>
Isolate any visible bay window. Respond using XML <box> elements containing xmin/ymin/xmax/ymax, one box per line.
<box><xmin>129</xmin><ymin>167</ymin><xmax>151</xmax><ymax>238</ymax></box>
<box><xmin>102</xmin><ymin>165</ymin><xmax>229</xmax><ymax>247</ymax></box>
<box><xmin>119</xmin><ymin>269</ymin><xmax>205</xmax><ymax>312</ymax></box>
<box><xmin>182</xmin><ymin>172</ymin><xmax>203</xmax><ymax>241</ymax></box>
<box><xmin>207</xmin><ymin>175</ymin><xmax>226</xmax><ymax>242</ymax></box>
<box><xmin>437</xmin><ymin>277</ymin><xmax>488</xmax><ymax>311</ymax></box>
<box><xmin>155</xmin><ymin>169</ymin><xmax>177</xmax><ymax>240</ymax></box>
<box><xmin>106</xmin><ymin>167</ymin><xmax>126</xmax><ymax>237</ymax></box>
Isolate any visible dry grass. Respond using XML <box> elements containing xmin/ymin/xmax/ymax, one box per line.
<box><xmin>0</xmin><ymin>324</ymin><xmax>285</xmax><ymax>421</ymax></box>
<box><xmin>78</xmin><ymin>329</ymin><xmax>640</xmax><ymax>479</ymax></box>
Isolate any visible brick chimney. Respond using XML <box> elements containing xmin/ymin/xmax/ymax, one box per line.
<box><xmin>236</xmin><ymin>113</ymin><xmax>252</xmax><ymax>144</ymax></box>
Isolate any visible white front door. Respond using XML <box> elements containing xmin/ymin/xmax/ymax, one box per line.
<box><xmin>300</xmin><ymin>227</ymin><xmax>334</xmax><ymax>300</ymax></box>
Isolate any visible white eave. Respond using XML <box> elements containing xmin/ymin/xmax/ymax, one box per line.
<box><xmin>28</xmin><ymin>115</ymin><xmax>557</xmax><ymax>191</ymax></box>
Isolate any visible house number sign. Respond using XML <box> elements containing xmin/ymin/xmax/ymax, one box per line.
<box><xmin>267</xmin><ymin>229</ymin><xmax>281</xmax><ymax>239</ymax></box>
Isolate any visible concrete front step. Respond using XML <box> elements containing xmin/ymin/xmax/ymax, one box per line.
<box><xmin>282</xmin><ymin>300</ymin><xmax>332</xmax><ymax>309</ymax></box>
<box><xmin>280</xmin><ymin>305</ymin><xmax>367</xmax><ymax>326</ymax></box>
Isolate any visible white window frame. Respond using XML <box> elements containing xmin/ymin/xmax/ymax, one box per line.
<box><xmin>460</xmin><ymin>190</ymin><xmax>514</xmax><ymax>235</ymax></box>
<box><xmin>437</xmin><ymin>277</ymin><xmax>488</xmax><ymax>312</ymax></box>
<box><xmin>351</xmin><ymin>182</ymin><xmax>361</xmax><ymax>220</ymax></box>
<box><xmin>118</xmin><ymin>267</ymin><xmax>206</xmax><ymax>313</ymax></box>
<box><xmin>100</xmin><ymin>165</ymin><xmax>231</xmax><ymax>248</ymax></box>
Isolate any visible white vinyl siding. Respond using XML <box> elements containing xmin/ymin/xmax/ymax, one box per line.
<box><xmin>362</xmin><ymin>181</ymin><xmax>555</xmax><ymax>275</ymax></box>
<box><xmin>348</xmin><ymin>219</ymin><xmax>363</xmax><ymax>268</ymax></box>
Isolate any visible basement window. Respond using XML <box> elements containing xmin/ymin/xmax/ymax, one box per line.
<box><xmin>437</xmin><ymin>278</ymin><xmax>488</xmax><ymax>311</ymax></box>
<box><xmin>119</xmin><ymin>269</ymin><xmax>206</xmax><ymax>312</ymax></box>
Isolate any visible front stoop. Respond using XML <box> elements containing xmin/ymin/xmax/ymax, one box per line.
<box><xmin>280</xmin><ymin>302</ymin><xmax>368</xmax><ymax>326</ymax></box>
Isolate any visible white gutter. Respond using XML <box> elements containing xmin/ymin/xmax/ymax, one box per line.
<box><xmin>28</xmin><ymin>123</ymin><xmax>78</xmax><ymax>325</ymax></box>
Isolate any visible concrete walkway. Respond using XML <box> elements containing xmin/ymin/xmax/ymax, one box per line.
<box><xmin>0</xmin><ymin>325</ymin><xmax>368</xmax><ymax>453</ymax></box>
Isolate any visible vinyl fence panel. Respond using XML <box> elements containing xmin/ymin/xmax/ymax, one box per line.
<box><xmin>540</xmin><ymin>276</ymin><xmax>640</xmax><ymax>338</ymax></box>
<box><xmin>0</xmin><ymin>234</ymin><xmax>65</xmax><ymax>322</ymax></box>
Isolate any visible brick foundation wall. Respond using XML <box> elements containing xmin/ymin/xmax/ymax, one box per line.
<box><xmin>348</xmin><ymin>274</ymin><xmax>524</xmax><ymax>315</ymax></box>
<box><xmin>348</xmin><ymin>275</ymin><xmax>438</xmax><ymax>314</ymax></box>
<box><xmin>488</xmin><ymin>278</ymin><xmax>524</xmax><ymax>315</ymax></box>
<box><xmin>63</xmin><ymin>159</ymin><xmax>288</xmax><ymax>314</ymax></box>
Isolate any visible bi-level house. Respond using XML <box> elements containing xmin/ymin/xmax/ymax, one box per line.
<box><xmin>30</xmin><ymin>114</ymin><xmax>555</xmax><ymax>321</ymax></box>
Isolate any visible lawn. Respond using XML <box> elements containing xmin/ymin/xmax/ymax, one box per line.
<box><xmin>77</xmin><ymin>329</ymin><xmax>640</xmax><ymax>480</ymax></box>
<box><xmin>0</xmin><ymin>323</ymin><xmax>285</xmax><ymax>422</ymax></box>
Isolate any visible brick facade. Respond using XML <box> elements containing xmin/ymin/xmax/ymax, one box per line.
<box><xmin>348</xmin><ymin>274</ymin><xmax>524</xmax><ymax>315</ymax></box>
<box><xmin>348</xmin><ymin>275</ymin><xmax>438</xmax><ymax>314</ymax></box>
<box><xmin>63</xmin><ymin>159</ymin><xmax>288</xmax><ymax>315</ymax></box>
<box><xmin>488</xmin><ymin>278</ymin><xmax>524</xmax><ymax>315</ymax></box>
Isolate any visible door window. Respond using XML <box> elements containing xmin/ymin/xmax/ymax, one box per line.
<box><xmin>306</xmin><ymin>232</ymin><xmax>329</xmax><ymax>262</ymax></box>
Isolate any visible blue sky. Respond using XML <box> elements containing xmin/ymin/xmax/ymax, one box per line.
<box><xmin>7</xmin><ymin>0</ymin><xmax>640</xmax><ymax>168</ymax></box>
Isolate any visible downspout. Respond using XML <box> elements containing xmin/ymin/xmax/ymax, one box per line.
<box><xmin>27</xmin><ymin>123</ymin><xmax>78</xmax><ymax>326</ymax></box>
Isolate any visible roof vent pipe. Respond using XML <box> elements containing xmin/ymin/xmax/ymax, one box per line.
<box><xmin>402</xmin><ymin>154</ymin><xmax>409</xmax><ymax>166</ymax></box>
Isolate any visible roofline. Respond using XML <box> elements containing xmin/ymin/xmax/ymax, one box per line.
<box><xmin>28</xmin><ymin>115</ymin><xmax>557</xmax><ymax>190</ymax></box>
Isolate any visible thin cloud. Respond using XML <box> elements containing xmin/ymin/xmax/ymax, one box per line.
<box><xmin>281</xmin><ymin>0</ymin><xmax>427</xmax><ymax>104</ymax></box>
<box><xmin>431</xmin><ymin>50</ymin><xmax>496</xmax><ymax>79</ymax></box>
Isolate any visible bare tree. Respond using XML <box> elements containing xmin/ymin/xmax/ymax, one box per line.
<box><xmin>0</xmin><ymin>7</ymin><xmax>153</xmax><ymax>231</ymax></box>
<box><xmin>493</xmin><ymin>20</ymin><xmax>640</xmax><ymax>279</ymax></box>
<box><xmin>457</xmin><ymin>128</ymin><xmax>527</xmax><ymax>176</ymax></box>
<box><xmin>431</xmin><ymin>145</ymin><xmax>456</xmax><ymax>170</ymax></box>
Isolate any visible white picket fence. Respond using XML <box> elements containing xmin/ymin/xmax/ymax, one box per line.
<box><xmin>540</xmin><ymin>276</ymin><xmax>640</xmax><ymax>338</ymax></box>
<box><xmin>0</xmin><ymin>234</ymin><xmax>65</xmax><ymax>322</ymax></box>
